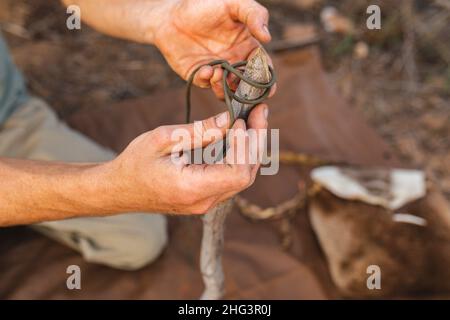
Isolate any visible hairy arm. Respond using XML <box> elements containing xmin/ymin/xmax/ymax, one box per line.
<box><xmin>0</xmin><ymin>158</ymin><xmax>117</xmax><ymax>226</ymax></box>
<box><xmin>61</xmin><ymin>0</ymin><xmax>274</xmax><ymax>94</ymax></box>
<box><xmin>0</xmin><ymin>105</ymin><xmax>268</xmax><ymax>227</ymax></box>
<box><xmin>61</xmin><ymin>0</ymin><xmax>168</xmax><ymax>44</ymax></box>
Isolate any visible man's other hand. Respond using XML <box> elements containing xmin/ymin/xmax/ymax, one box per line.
<box><xmin>153</xmin><ymin>0</ymin><xmax>275</xmax><ymax>99</ymax></box>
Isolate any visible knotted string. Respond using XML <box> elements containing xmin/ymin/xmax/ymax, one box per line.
<box><xmin>186</xmin><ymin>60</ymin><xmax>276</xmax><ymax>126</ymax></box>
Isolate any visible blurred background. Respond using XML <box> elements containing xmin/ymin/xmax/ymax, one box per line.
<box><xmin>0</xmin><ymin>0</ymin><xmax>449</xmax><ymax>299</ymax></box>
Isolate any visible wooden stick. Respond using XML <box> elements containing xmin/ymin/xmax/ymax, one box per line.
<box><xmin>199</xmin><ymin>47</ymin><xmax>272</xmax><ymax>300</ymax></box>
<box><xmin>200</xmin><ymin>200</ymin><xmax>232</xmax><ymax>300</ymax></box>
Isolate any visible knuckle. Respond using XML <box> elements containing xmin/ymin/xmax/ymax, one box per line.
<box><xmin>203</xmin><ymin>117</ymin><xmax>216</xmax><ymax>132</ymax></box>
<box><xmin>193</xmin><ymin>121</ymin><xmax>204</xmax><ymax>142</ymax></box>
<box><xmin>258</xmin><ymin>5</ymin><xmax>269</xmax><ymax>19</ymax></box>
<box><xmin>127</xmin><ymin>132</ymin><xmax>148</xmax><ymax>148</ymax></box>
<box><xmin>152</xmin><ymin>126</ymin><xmax>171</xmax><ymax>146</ymax></box>
<box><xmin>201</xmin><ymin>119</ymin><xmax>209</xmax><ymax>133</ymax></box>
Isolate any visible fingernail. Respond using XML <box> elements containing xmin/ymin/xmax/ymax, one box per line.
<box><xmin>215</xmin><ymin>112</ymin><xmax>228</xmax><ymax>127</ymax></box>
<box><xmin>264</xmin><ymin>106</ymin><xmax>269</xmax><ymax>119</ymax></box>
<box><xmin>263</xmin><ymin>24</ymin><xmax>271</xmax><ymax>37</ymax></box>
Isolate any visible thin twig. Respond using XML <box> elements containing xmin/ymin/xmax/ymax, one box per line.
<box><xmin>199</xmin><ymin>48</ymin><xmax>272</xmax><ymax>300</ymax></box>
<box><xmin>401</xmin><ymin>0</ymin><xmax>419</xmax><ymax>92</ymax></box>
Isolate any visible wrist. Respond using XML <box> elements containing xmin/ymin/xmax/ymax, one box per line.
<box><xmin>51</xmin><ymin>161</ymin><xmax>121</xmax><ymax>218</ymax></box>
<box><xmin>0</xmin><ymin>159</ymin><xmax>124</xmax><ymax>225</ymax></box>
<box><xmin>140</xmin><ymin>0</ymin><xmax>178</xmax><ymax>45</ymax></box>
<box><xmin>89</xmin><ymin>160</ymin><xmax>129</xmax><ymax>214</ymax></box>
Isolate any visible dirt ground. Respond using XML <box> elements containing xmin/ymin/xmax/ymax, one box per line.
<box><xmin>1</xmin><ymin>0</ymin><xmax>449</xmax><ymax>198</ymax></box>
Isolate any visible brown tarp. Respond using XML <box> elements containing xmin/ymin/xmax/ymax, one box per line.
<box><xmin>0</xmin><ymin>48</ymin><xmax>399</xmax><ymax>299</ymax></box>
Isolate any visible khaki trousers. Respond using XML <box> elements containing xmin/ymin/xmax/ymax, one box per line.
<box><xmin>0</xmin><ymin>98</ymin><xmax>167</xmax><ymax>270</ymax></box>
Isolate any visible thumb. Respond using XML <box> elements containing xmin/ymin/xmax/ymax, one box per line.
<box><xmin>156</xmin><ymin>111</ymin><xmax>231</xmax><ymax>155</ymax></box>
<box><xmin>228</xmin><ymin>0</ymin><xmax>271</xmax><ymax>43</ymax></box>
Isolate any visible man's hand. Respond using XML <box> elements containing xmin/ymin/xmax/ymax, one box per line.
<box><xmin>153</xmin><ymin>0</ymin><xmax>273</xmax><ymax>98</ymax></box>
<box><xmin>105</xmin><ymin>104</ymin><xmax>268</xmax><ymax>214</ymax></box>
<box><xmin>62</xmin><ymin>0</ymin><xmax>275</xmax><ymax>98</ymax></box>
<box><xmin>0</xmin><ymin>105</ymin><xmax>268</xmax><ymax>226</ymax></box>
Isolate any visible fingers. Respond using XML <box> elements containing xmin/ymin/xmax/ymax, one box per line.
<box><xmin>247</xmin><ymin>103</ymin><xmax>269</xmax><ymax>180</ymax></box>
<box><xmin>184</xmin><ymin>164</ymin><xmax>253</xmax><ymax>209</ymax></box>
<box><xmin>210</xmin><ymin>67</ymin><xmax>224</xmax><ymax>99</ymax></box>
<box><xmin>152</xmin><ymin>103</ymin><xmax>269</xmax><ymax>156</ymax></box>
<box><xmin>152</xmin><ymin>111</ymin><xmax>231</xmax><ymax>154</ymax></box>
<box><xmin>247</xmin><ymin>103</ymin><xmax>269</xmax><ymax>130</ymax></box>
<box><xmin>175</xmin><ymin>106</ymin><xmax>270</xmax><ymax>213</ymax></box>
<box><xmin>192</xmin><ymin>63</ymin><xmax>244</xmax><ymax>97</ymax></box>
<box><xmin>210</xmin><ymin>66</ymin><xmax>250</xmax><ymax>100</ymax></box>
<box><xmin>193</xmin><ymin>113</ymin><xmax>267</xmax><ymax>196</ymax></box>
<box><xmin>210</xmin><ymin>61</ymin><xmax>276</xmax><ymax>101</ymax></box>
<box><xmin>178</xmin><ymin>160</ymin><xmax>252</xmax><ymax>214</ymax></box>
<box><xmin>227</xmin><ymin>0</ymin><xmax>271</xmax><ymax>43</ymax></box>
<box><xmin>242</xmin><ymin>103</ymin><xmax>269</xmax><ymax>176</ymax></box>
<box><xmin>212</xmin><ymin>120</ymin><xmax>255</xmax><ymax>203</ymax></box>
<box><xmin>193</xmin><ymin>65</ymin><xmax>214</xmax><ymax>88</ymax></box>
<box><xmin>226</xmin><ymin>118</ymin><xmax>250</xmax><ymax>166</ymax></box>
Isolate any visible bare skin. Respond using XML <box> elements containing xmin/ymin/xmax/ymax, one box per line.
<box><xmin>62</xmin><ymin>0</ymin><xmax>276</xmax><ymax>97</ymax></box>
<box><xmin>0</xmin><ymin>104</ymin><xmax>268</xmax><ymax>226</ymax></box>
<box><xmin>0</xmin><ymin>0</ymin><xmax>272</xmax><ymax>226</ymax></box>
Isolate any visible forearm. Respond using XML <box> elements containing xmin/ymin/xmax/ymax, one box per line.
<box><xmin>0</xmin><ymin>158</ymin><xmax>119</xmax><ymax>226</ymax></box>
<box><xmin>62</xmin><ymin>0</ymin><xmax>170</xmax><ymax>44</ymax></box>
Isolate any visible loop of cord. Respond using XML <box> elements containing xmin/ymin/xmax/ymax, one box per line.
<box><xmin>186</xmin><ymin>60</ymin><xmax>276</xmax><ymax>126</ymax></box>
